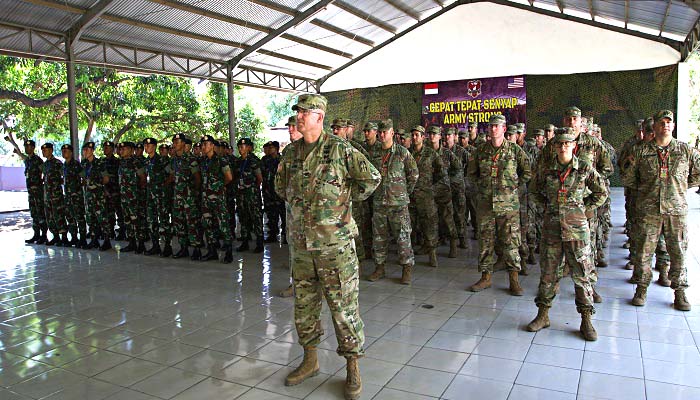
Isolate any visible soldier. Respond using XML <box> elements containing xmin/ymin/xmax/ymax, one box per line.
<box><xmin>276</xmin><ymin>94</ymin><xmax>380</xmax><ymax>400</ymax></box>
<box><xmin>61</xmin><ymin>144</ymin><xmax>87</xmax><ymax>248</ymax></box>
<box><xmin>524</xmin><ymin>130</ymin><xmax>545</xmax><ymax>264</ymax></box>
<box><xmin>624</xmin><ymin>110</ymin><xmax>700</xmax><ymax>310</ymax></box>
<box><xmin>428</xmin><ymin>126</ymin><xmax>459</xmax><ymax>257</ymax></box>
<box><xmin>515</xmin><ymin>123</ymin><xmax>526</xmax><ymax>147</ymax></box>
<box><xmin>102</xmin><ymin>141</ymin><xmax>123</xmax><ymax>240</ymax></box>
<box><xmin>544</xmin><ymin>124</ymin><xmax>556</xmax><ymax>143</ymax></box>
<box><xmin>467</xmin><ymin>115</ymin><xmax>531</xmax><ymax>296</ymax></box>
<box><xmin>526</xmin><ymin>128</ymin><xmax>607</xmax><ymax>341</ymax></box>
<box><xmin>17</xmin><ymin>140</ymin><xmax>47</xmax><ymax>244</ymax></box>
<box><xmin>261</xmin><ymin>141</ymin><xmax>284</xmax><ymax>243</ymax></box>
<box><xmin>159</xmin><ymin>143</ymin><xmax>170</xmax><ymax>158</ymax></box>
<box><xmin>192</xmin><ymin>141</ymin><xmax>202</xmax><ymax>157</ymax></box>
<box><xmin>40</xmin><ymin>143</ymin><xmax>68</xmax><ymax>245</ymax></box>
<box><xmin>143</xmin><ymin>138</ymin><xmax>173</xmax><ymax>256</ymax></box>
<box><xmin>399</xmin><ymin>130</ymin><xmax>412</xmax><ymax>148</ymax></box>
<box><xmin>170</xmin><ymin>134</ymin><xmax>203</xmax><ymax>260</ymax></box>
<box><xmin>279</xmin><ymin>115</ymin><xmax>302</xmax><ymax>298</ymax></box>
<box><xmin>505</xmin><ymin>125</ymin><xmax>532</xmax><ymax>275</ymax></box>
<box><xmin>159</xmin><ymin>143</ymin><xmax>174</xmax><ymax>224</ymax></box>
<box><xmin>224</xmin><ymin>143</ymin><xmax>238</xmax><ymax>244</ymax></box>
<box><xmin>618</xmin><ymin>120</ymin><xmax>645</xmax><ymax>251</ymax></box>
<box><xmin>591</xmin><ymin>125</ymin><xmax>616</xmax><ymax>262</ymax></box>
<box><xmin>445</xmin><ymin>127</ymin><xmax>469</xmax><ymax>249</ymax></box>
<box><xmin>360</xmin><ymin>121</ymin><xmax>380</xmax><ymax>258</ymax></box>
<box><xmin>134</xmin><ymin>143</ymin><xmax>149</xmax><ymax>253</ymax></box>
<box><xmin>117</xmin><ymin>142</ymin><xmax>146</xmax><ymax>253</ymax></box>
<box><xmin>366</xmin><ymin>119</ymin><xmax>419</xmax><ymax>284</ymax></box>
<box><xmin>459</xmin><ymin>128</ymin><xmax>478</xmax><ymax>239</ymax></box>
<box><xmin>235</xmin><ymin>137</ymin><xmax>264</xmax><ymax>253</ymax></box>
<box><xmin>410</xmin><ymin>125</ymin><xmax>444</xmax><ymax>267</ymax></box>
<box><xmin>80</xmin><ymin>142</ymin><xmax>112</xmax><ymax>251</ymax></box>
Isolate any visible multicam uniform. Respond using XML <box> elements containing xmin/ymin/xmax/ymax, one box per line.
<box><xmin>409</xmin><ymin>144</ymin><xmax>444</xmax><ymax>252</ymax></box>
<box><xmin>434</xmin><ymin>145</ymin><xmax>459</xmax><ymax>243</ymax></box>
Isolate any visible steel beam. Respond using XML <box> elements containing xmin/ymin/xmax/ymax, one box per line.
<box><xmin>67</xmin><ymin>0</ymin><xmax>115</xmax><ymax>48</ymax></box>
<box><xmin>66</xmin><ymin>43</ymin><xmax>79</xmax><ymax>156</ymax></box>
<box><xmin>682</xmin><ymin>15</ymin><xmax>700</xmax><ymax>60</ymax></box>
<box><xmin>227</xmin><ymin>64</ymin><xmax>236</xmax><ymax>147</ymax></box>
<box><xmin>383</xmin><ymin>0</ymin><xmax>421</xmax><ymax>21</ymax></box>
<box><xmin>659</xmin><ymin>0</ymin><xmax>673</xmax><ymax>36</ymax></box>
<box><xmin>333</xmin><ymin>1</ymin><xmax>397</xmax><ymax>33</ymax></box>
<box><xmin>588</xmin><ymin>0</ymin><xmax>595</xmax><ymax>21</ymax></box>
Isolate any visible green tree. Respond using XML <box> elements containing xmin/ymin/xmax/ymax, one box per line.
<box><xmin>236</xmin><ymin>103</ymin><xmax>265</xmax><ymax>145</ymax></box>
<box><xmin>266</xmin><ymin>92</ymin><xmax>295</xmax><ymax>127</ymax></box>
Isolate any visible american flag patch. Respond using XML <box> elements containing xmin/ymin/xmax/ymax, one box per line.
<box><xmin>507</xmin><ymin>76</ymin><xmax>524</xmax><ymax>89</ymax></box>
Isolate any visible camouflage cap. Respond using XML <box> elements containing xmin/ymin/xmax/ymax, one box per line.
<box><xmin>458</xmin><ymin>129</ymin><xmax>469</xmax><ymax>138</ymax></box>
<box><xmin>532</xmin><ymin>129</ymin><xmax>545</xmax><ymax>136</ymax></box>
<box><xmin>544</xmin><ymin>124</ymin><xmax>556</xmax><ymax>131</ymax></box>
<box><xmin>61</xmin><ymin>144</ymin><xmax>73</xmax><ymax>151</ymax></box>
<box><xmin>378</xmin><ymin>119</ymin><xmax>393</xmax><ymax>131</ymax></box>
<box><xmin>331</xmin><ymin>118</ymin><xmax>348</xmax><ymax>128</ymax></box>
<box><xmin>644</xmin><ymin>117</ymin><xmax>654</xmax><ymax>134</ymax></box>
<box><xmin>554</xmin><ymin>127</ymin><xmax>577</xmax><ymax>142</ymax></box>
<box><xmin>24</xmin><ymin>139</ymin><xmax>36</xmax><ymax>146</ymax></box>
<box><xmin>636</xmin><ymin>119</ymin><xmax>646</xmax><ymax>129</ymax></box>
<box><xmin>516</xmin><ymin>122</ymin><xmax>525</xmax><ymax>131</ymax></box>
<box><xmin>468</xmin><ymin>122</ymin><xmax>478</xmax><ymax>129</ymax></box>
<box><xmin>237</xmin><ymin>137</ymin><xmax>253</xmax><ymax>147</ymax></box>
<box><xmin>653</xmin><ymin>109</ymin><xmax>674</xmax><ymax>123</ymax></box>
<box><xmin>488</xmin><ymin>114</ymin><xmax>506</xmax><ymax>125</ymax></box>
<box><xmin>506</xmin><ymin>125</ymin><xmax>518</xmax><ymax>136</ymax></box>
<box><xmin>347</xmin><ymin>119</ymin><xmax>356</xmax><ymax>127</ymax></box>
<box><xmin>400</xmin><ymin>130</ymin><xmax>412</xmax><ymax>139</ymax></box>
<box><xmin>82</xmin><ymin>141</ymin><xmax>96</xmax><ymax>149</ymax></box>
<box><xmin>363</xmin><ymin>122</ymin><xmax>378</xmax><ymax>131</ymax></box>
<box><xmin>284</xmin><ymin>115</ymin><xmax>297</xmax><ymax>127</ymax></box>
<box><xmin>103</xmin><ymin>141</ymin><xmax>115</xmax><ymax>147</ymax></box>
<box><xmin>427</xmin><ymin>125</ymin><xmax>441</xmax><ymax>135</ymax></box>
<box><xmin>143</xmin><ymin>138</ymin><xmax>158</xmax><ymax>145</ymax></box>
<box><xmin>411</xmin><ymin>125</ymin><xmax>425</xmax><ymax>134</ymax></box>
<box><xmin>172</xmin><ymin>133</ymin><xmax>187</xmax><ymax>142</ymax></box>
<box><xmin>395</xmin><ymin>128</ymin><xmax>406</xmax><ymax>135</ymax></box>
<box><xmin>292</xmin><ymin>93</ymin><xmax>327</xmax><ymax>112</ymax></box>
<box><xmin>445</xmin><ymin>127</ymin><xmax>457</xmax><ymax>135</ymax></box>
<box><xmin>564</xmin><ymin>106</ymin><xmax>582</xmax><ymax>117</ymax></box>
<box><xmin>41</xmin><ymin>142</ymin><xmax>54</xmax><ymax>149</ymax></box>
<box><xmin>200</xmin><ymin>134</ymin><xmax>217</xmax><ymax>144</ymax></box>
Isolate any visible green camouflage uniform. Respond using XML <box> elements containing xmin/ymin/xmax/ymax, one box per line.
<box><xmin>522</xmin><ymin>139</ymin><xmax>542</xmax><ymax>256</ymax></box>
<box><xmin>63</xmin><ymin>158</ymin><xmax>86</xmax><ymax>240</ymax></box>
<box><xmin>618</xmin><ymin>134</ymin><xmax>641</xmax><ymax>234</ymax></box>
<box><xmin>261</xmin><ymin>153</ymin><xmax>284</xmax><ymax>239</ymax></box>
<box><xmin>348</xmin><ymin>140</ymin><xmax>372</xmax><ymax>260</ymax></box>
<box><xmin>103</xmin><ymin>155</ymin><xmax>123</xmax><ymax>235</ymax></box>
<box><xmin>360</xmin><ymin>140</ymin><xmax>381</xmax><ymax>255</ymax></box>
<box><xmin>461</xmin><ymin>142</ymin><xmax>478</xmax><ymax>234</ymax></box>
<box><xmin>145</xmin><ymin>153</ymin><xmax>172</xmax><ymax>245</ymax></box>
<box><xmin>226</xmin><ymin>153</ymin><xmax>238</xmax><ymax>238</ymax></box>
<box><xmin>433</xmin><ymin>146</ymin><xmax>459</xmax><ymax>241</ymax></box>
<box><xmin>444</xmin><ymin>144</ymin><xmax>467</xmax><ymax>240</ymax></box>
<box><xmin>371</xmin><ymin>142</ymin><xmax>419</xmax><ymax>267</ymax></box>
<box><xmin>622</xmin><ymin>138</ymin><xmax>700</xmax><ymax>289</ymax></box>
<box><xmin>530</xmin><ymin>155</ymin><xmax>607</xmax><ymax>313</ymax></box>
<box><xmin>172</xmin><ymin>152</ymin><xmax>203</xmax><ymax>248</ymax></box>
<box><xmin>200</xmin><ymin>153</ymin><xmax>233</xmax><ymax>247</ymax></box>
<box><xmin>43</xmin><ymin>157</ymin><xmax>67</xmax><ymax>236</ymax></box>
<box><xmin>234</xmin><ymin>154</ymin><xmax>263</xmax><ymax>241</ymax></box>
<box><xmin>275</xmin><ymin>132</ymin><xmax>381</xmax><ymax>356</ymax></box>
<box><xmin>25</xmin><ymin>154</ymin><xmax>47</xmax><ymax>233</ymax></box>
<box><xmin>597</xmin><ymin>138</ymin><xmax>616</xmax><ymax>252</ymax></box>
<box><xmin>468</xmin><ymin>140</ymin><xmax>531</xmax><ymax>272</ymax></box>
<box><xmin>410</xmin><ymin>143</ymin><xmax>444</xmax><ymax>250</ymax></box>
<box><xmin>81</xmin><ymin>156</ymin><xmax>110</xmax><ymax>239</ymax></box>
<box><xmin>118</xmin><ymin>156</ymin><xmax>147</xmax><ymax>241</ymax></box>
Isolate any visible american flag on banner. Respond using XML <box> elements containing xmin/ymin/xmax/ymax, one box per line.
<box><xmin>424</xmin><ymin>83</ymin><xmax>438</xmax><ymax>95</ymax></box>
<box><xmin>507</xmin><ymin>76</ymin><xmax>524</xmax><ymax>89</ymax></box>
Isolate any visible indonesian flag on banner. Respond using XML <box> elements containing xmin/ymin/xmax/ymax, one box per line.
<box><xmin>424</xmin><ymin>83</ymin><xmax>438</xmax><ymax>95</ymax></box>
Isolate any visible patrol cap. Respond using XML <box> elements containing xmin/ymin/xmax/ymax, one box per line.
<box><xmin>427</xmin><ymin>125</ymin><xmax>441</xmax><ymax>135</ymax></box>
<box><xmin>468</xmin><ymin>122</ymin><xmax>478</xmax><ymax>129</ymax></box>
<box><xmin>544</xmin><ymin>124</ymin><xmax>556</xmax><ymax>131</ymax></box>
<box><xmin>61</xmin><ymin>144</ymin><xmax>73</xmax><ymax>151</ymax></box>
<box><xmin>82</xmin><ymin>141</ymin><xmax>96</xmax><ymax>149</ymax></box>
<box><xmin>347</xmin><ymin>120</ymin><xmax>356</xmax><ymax>127</ymax></box>
<box><xmin>399</xmin><ymin>130</ymin><xmax>412</xmax><ymax>139</ymax></box>
<box><xmin>554</xmin><ymin>127</ymin><xmax>577</xmax><ymax>142</ymax></box>
<box><xmin>644</xmin><ymin>117</ymin><xmax>654</xmax><ymax>134</ymax></box>
<box><xmin>292</xmin><ymin>93</ymin><xmax>327</xmax><ymax>112</ymax></box>
<box><xmin>564</xmin><ymin>106</ymin><xmax>582</xmax><ymax>117</ymax></box>
<box><xmin>653</xmin><ymin>109</ymin><xmax>674</xmax><ymax>123</ymax></box>
<box><xmin>237</xmin><ymin>137</ymin><xmax>253</xmax><ymax>147</ymax></box>
<box><xmin>331</xmin><ymin>118</ymin><xmax>348</xmax><ymax>128</ymax></box>
<box><xmin>172</xmin><ymin>133</ymin><xmax>187</xmax><ymax>142</ymax></box>
<box><xmin>41</xmin><ymin>143</ymin><xmax>54</xmax><ymax>150</ymax></box>
<box><xmin>378</xmin><ymin>119</ymin><xmax>393</xmax><ymax>131</ymax></box>
<box><xmin>143</xmin><ymin>138</ymin><xmax>158</xmax><ymax>145</ymax></box>
<box><xmin>445</xmin><ymin>127</ymin><xmax>457</xmax><ymax>135</ymax></box>
<box><xmin>200</xmin><ymin>134</ymin><xmax>217</xmax><ymax>144</ymax></box>
<box><xmin>363</xmin><ymin>122</ymin><xmax>378</xmax><ymax>131</ymax></box>
<box><xmin>284</xmin><ymin>115</ymin><xmax>297</xmax><ymax>127</ymax></box>
<box><xmin>103</xmin><ymin>141</ymin><xmax>115</xmax><ymax>147</ymax></box>
<box><xmin>506</xmin><ymin>125</ymin><xmax>518</xmax><ymax>136</ymax></box>
<box><xmin>395</xmin><ymin>128</ymin><xmax>406</xmax><ymax>135</ymax></box>
<box><xmin>183</xmin><ymin>137</ymin><xmax>192</xmax><ymax>145</ymax></box>
<box><xmin>411</xmin><ymin>125</ymin><xmax>426</xmax><ymax>134</ymax></box>
<box><xmin>24</xmin><ymin>139</ymin><xmax>36</xmax><ymax>146</ymax></box>
<box><xmin>532</xmin><ymin>129</ymin><xmax>545</xmax><ymax>136</ymax></box>
<box><xmin>516</xmin><ymin>122</ymin><xmax>525</xmax><ymax>132</ymax></box>
<box><xmin>458</xmin><ymin>129</ymin><xmax>469</xmax><ymax>138</ymax></box>
<box><xmin>488</xmin><ymin>114</ymin><xmax>506</xmax><ymax>125</ymax></box>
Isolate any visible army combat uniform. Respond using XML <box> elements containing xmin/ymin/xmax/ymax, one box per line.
<box><xmin>143</xmin><ymin>138</ymin><xmax>173</xmax><ymax>256</ymax></box>
<box><xmin>42</xmin><ymin>144</ymin><xmax>68</xmax><ymax>244</ymax></box>
<box><xmin>80</xmin><ymin>142</ymin><xmax>111</xmax><ymax>249</ymax></box>
<box><xmin>118</xmin><ymin>142</ymin><xmax>147</xmax><ymax>252</ymax></box>
<box><xmin>23</xmin><ymin>142</ymin><xmax>47</xmax><ymax>243</ymax></box>
<box><xmin>446</xmin><ymin>129</ymin><xmax>469</xmax><ymax>248</ymax></box>
<box><xmin>62</xmin><ymin>145</ymin><xmax>87</xmax><ymax>246</ymax></box>
<box><xmin>171</xmin><ymin>134</ymin><xmax>203</xmax><ymax>258</ymax></box>
<box><xmin>234</xmin><ymin>138</ymin><xmax>264</xmax><ymax>252</ymax></box>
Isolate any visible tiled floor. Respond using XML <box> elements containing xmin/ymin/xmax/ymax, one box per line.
<box><xmin>1</xmin><ymin>188</ymin><xmax>700</xmax><ymax>399</ymax></box>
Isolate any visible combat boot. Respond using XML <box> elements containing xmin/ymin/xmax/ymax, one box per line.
<box><xmin>592</xmin><ymin>288</ymin><xmax>603</xmax><ymax>303</ymax></box>
<box><xmin>223</xmin><ymin>245</ymin><xmax>233</xmax><ymax>264</ymax></box>
<box><xmin>236</xmin><ymin>241</ymin><xmax>249</xmax><ymax>252</ymax></box>
<box><xmin>190</xmin><ymin>247</ymin><xmax>202</xmax><ymax>261</ymax></box>
<box><xmin>367</xmin><ymin>264</ymin><xmax>385</xmax><ymax>282</ymax></box>
<box><xmin>161</xmin><ymin>242</ymin><xmax>172</xmax><ymax>257</ymax></box>
<box><xmin>622</xmin><ymin>241</ymin><xmax>630</xmax><ymax>249</ymax></box>
<box><xmin>596</xmin><ymin>257</ymin><xmax>608</xmax><ymax>268</ymax></box>
<box><xmin>674</xmin><ymin>289</ymin><xmax>691</xmax><ymax>311</ymax></box>
<box><xmin>458</xmin><ymin>237</ymin><xmax>467</xmax><ymax>249</ymax></box>
<box><xmin>135</xmin><ymin>241</ymin><xmax>146</xmax><ymax>254</ymax></box>
<box><xmin>526</xmin><ymin>306</ymin><xmax>550</xmax><ymax>332</ymax></box>
<box><xmin>631</xmin><ymin>286</ymin><xmax>647</xmax><ymax>306</ymax></box>
<box><xmin>469</xmin><ymin>272</ymin><xmax>492</xmax><ymax>292</ymax></box>
<box><xmin>121</xmin><ymin>239</ymin><xmax>137</xmax><ymax>252</ymax></box>
<box><xmin>45</xmin><ymin>233</ymin><xmax>58</xmax><ymax>246</ymax></box>
<box><xmin>68</xmin><ymin>234</ymin><xmax>78</xmax><ymax>247</ymax></box>
<box><xmin>657</xmin><ymin>263</ymin><xmax>671</xmax><ymax>287</ymax></box>
<box><xmin>580</xmin><ymin>310</ymin><xmax>598</xmax><ymax>341</ymax></box>
<box><xmin>285</xmin><ymin>346</ymin><xmax>319</xmax><ymax>386</ymax></box>
<box><xmin>400</xmin><ymin>264</ymin><xmax>412</xmax><ymax>285</ymax></box>
<box><xmin>253</xmin><ymin>238</ymin><xmax>264</xmax><ymax>253</ymax></box>
<box><xmin>86</xmin><ymin>236</ymin><xmax>99</xmax><ymax>249</ymax></box>
<box><xmin>448</xmin><ymin>239</ymin><xmax>458</xmax><ymax>258</ymax></box>
<box><xmin>77</xmin><ymin>235</ymin><xmax>87</xmax><ymax>249</ymax></box>
<box><xmin>624</xmin><ymin>261</ymin><xmax>634</xmax><ymax>270</ymax></box>
<box><xmin>201</xmin><ymin>246</ymin><xmax>219</xmax><ymax>262</ymax></box>
<box><xmin>344</xmin><ymin>356</ymin><xmax>362</xmax><ymax>400</ymax></box>
<box><xmin>279</xmin><ymin>284</ymin><xmax>294</xmax><ymax>297</ymax></box>
<box><xmin>527</xmin><ymin>250</ymin><xmax>536</xmax><ymax>265</ymax></box>
<box><xmin>36</xmin><ymin>229</ymin><xmax>48</xmax><ymax>244</ymax></box>
<box><xmin>429</xmin><ymin>249</ymin><xmax>438</xmax><ymax>268</ymax></box>
<box><xmin>99</xmin><ymin>238</ymin><xmax>112</xmax><ymax>251</ymax></box>
<box><xmin>59</xmin><ymin>232</ymin><xmax>69</xmax><ymax>247</ymax></box>
<box><xmin>25</xmin><ymin>228</ymin><xmax>41</xmax><ymax>244</ymax></box>
<box><xmin>172</xmin><ymin>246</ymin><xmax>189</xmax><ymax>259</ymax></box>
<box><xmin>508</xmin><ymin>270</ymin><xmax>524</xmax><ymax>296</ymax></box>
<box><xmin>144</xmin><ymin>240</ymin><xmax>161</xmax><ymax>256</ymax></box>
<box><xmin>519</xmin><ymin>258</ymin><xmax>529</xmax><ymax>276</ymax></box>
<box><xmin>115</xmin><ymin>229</ymin><xmax>126</xmax><ymax>241</ymax></box>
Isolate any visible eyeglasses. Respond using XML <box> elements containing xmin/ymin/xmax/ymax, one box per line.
<box><xmin>296</xmin><ymin>109</ymin><xmax>321</xmax><ymax>117</ymax></box>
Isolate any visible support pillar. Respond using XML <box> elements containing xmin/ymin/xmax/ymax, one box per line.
<box><xmin>66</xmin><ymin>42</ymin><xmax>79</xmax><ymax>158</ymax></box>
<box><xmin>227</xmin><ymin>63</ymin><xmax>236</xmax><ymax>149</ymax></box>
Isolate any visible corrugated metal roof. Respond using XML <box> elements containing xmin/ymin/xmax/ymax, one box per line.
<box><xmin>0</xmin><ymin>0</ymin><xmax>697</xmax><ymax>92</ymax></box>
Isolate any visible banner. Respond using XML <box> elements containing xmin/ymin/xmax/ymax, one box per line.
<box><xmin>421</xmin><ymin>75</ymin><xmax>527</xmax><ymax>132</ymax></box>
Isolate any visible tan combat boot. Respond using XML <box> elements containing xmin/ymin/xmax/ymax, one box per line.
<box><xmin>624</xmin><ymin>261</ymin><xmax>634</xmax><ymax>270</ymax></box>
<box><xmin>674</xmin><ymin>289</ymin><xmax>691</xmax><ymax>311</ymax></box>
<box><xmin>508</xmin><ymin>271</ymin><xmax>524</xmax><ymax>296</ymax></box>
<box><xmin>448</xmin><ymin>239</ymin><xmax>458</xmax><ymax>258</ymax></box>
<box><xmin>657</xmin><ymin>263</ymin><xmax>671</xmax><ymax>287</ymax></box>
<box><xmin>279</xmin><ymin>284</ymin><xmax>294</xmax><ymax>298</ymax></box>
<box><xmin>580</xmin><ymin>310</ymin><xmax>598</xmax><ymax>341</ymax></box>
<box><xmin>469</xmin><ymin>272</ymin><xmax>491</xmax><ymax>292</ymax></box>
<box><xmin>526</xmin><ymin>306</ymin><xmax>550</xmax><ymax>332</ymax></box>
<box><xmin>458</xmin><ymin>237</ymin><xmax>467</xmax><ymax>249</ymax></box>
<box><xmin>285</xmin><ymin>346</ymin><xmax>319</xmax><ymax>386</ymax></box>
<box><xmin>367</xmin><ymin>264</ymin><xmax>385</xmax><ymax>282</ymax></box>
<box><xmin>631</xmin><ymin>286</ymin><xmax>647</xmax><ymax>306</ymax></box>
<box><xmin>429</xmin><ymin>249</ymin><xmax>439</xmax><ymax>268</ymax></box>
<box><xmin>400</xmin><ymin>264</ymin><xmax>412</xmax><ymax>285</ymax></box>
<box><xmin>592</xmin><ymin>288</ymin><xmax>603</xmax><ymax>303</ymax></box>
<box><xmin>344</xmin><ymin>356</ymin><xmax>362</xmax><ymax>400</ymax></box>
<box><xmin>519</xmin><ymin>258</ymin><xmax>529</xmax><ymax>276</ymax></box>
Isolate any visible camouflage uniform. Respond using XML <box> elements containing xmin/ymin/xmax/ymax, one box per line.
<box><xmin>63</xmin><ymin>157</ymin><xmax>86</xmax><ymax>241</ymax></box>
<box><xmin>409</xmin><ymin>141</ymin><xmax>444</xmax><ymax>251</ymax></box>
<box><xmin>360</xmin><ymin>134</ymin><xmax>381</xmax><ymax>255</ymax></box>
<box><xmin>523</xmin><ymin>137</ymin><xmax>542</xmax><ymax>258</ymax></box>
<box><xmin>275</xmin><ymin>131</ymin><xmax>381</xmax><ymax>356</ymax></box>
<box><xmin>171</xmin><ymin>149</ymin><xmax>203</xmax><ymax>249</ymax></box>
<box><xmin>261</xmin><ymin>150</ymin><xmax>284</xmax><ymax>239</ymax></box>
<box><xmin>144</xmin><ymin>151</ymin><xmax>172</xmax><ymax>246</ymax></box>
<box><xmin>225</xmin><ymin>153</ymin><xmax>238</xmax><ymax>239</ymax></box>
<box><xmin>200</xmin><ymin>151</ymin><xmax>233</xmax><ymax>247</ymax></box>
<box><xmin>102</xmin><ymin>153</ymin><xmax>123</xmax><ymax>236</ymax></box>
<box><xmin>234</xmin><ymin>153</ymin><xmax>263</xmax><ymax>242</ymax></box>
<box><xmin>459</xmin><ymin>135</ymin><xmax>478</xmax><ymax>236</ymax></box>
<box><xmin>42</xmin><ymin>154</ymin><xmax>68</xmax><ymax>237</ymax></box>
<box><xmin>24</xmin><ymin>152</ymin><xmax>47</xmax><ymax>235</ymax></box>
<box><xmin>446</xmin><ymin>140</ymin><xmax>469</xmax><ymax>242</ymax></box>
<box><xmin>597</xmin><ymin>138</ymin><xmax>616</xmax><ymax>250</ymax></box>
<box><xmin>618</xmin><ymin>133</ymin><xmax>642</xmax><ymax>235</ymax></box>
<box><xmin>118</xmin><ymin>151</ymin><xmax>147</xmax><ymax>242</ymax></box>
<box><xmin>433</xmin><ymin>145</ymin><xmax>459</xmax><ymax>242</ymax></box>
<box><xmin>81</xmin><ymin>155</ymin><xmax>110</xmax><ymax>240</ymax></box>
<box><xmin>348</xmin><ymin>140</ymin><xmax>372</xmax><ymax>261</ymax></box>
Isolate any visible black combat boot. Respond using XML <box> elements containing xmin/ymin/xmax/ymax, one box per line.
<box><xmin>115</xmin><ymin>229</ymin><xmax>126</xmax><ymax>241</ymax></box>
<box><xmin>86</xmin><ymin>233</ymin><xmax>99</xmax><ymax>249</ymax></box>
<box><xmin>264</xmin><ymin>234</ymin><xmax>277</xmax><ymax>243</ymax></box>
<box><xmin>190</xmin><ymin>247</ymin><xmax>202</xmax><ymax>261</ymax></box>
<box><xmin>253</xmin><ymin>238</ymin><xmax>264</xmax><ymax>253</ymax></box>
<box><xmin>122</xmin><ymin>238</ymin><xmax>137</xmax><ymax>252</ymax></box>
<box><xmin>25</xmin><ymin>228</ymin><xmax>41</xmax><ymax>244</ymax></box>
<box><xmin>201</xmin><ymin>246</ymin><xmax>218</xmax><ymax>262</ymax></box>
<box><xmin>46</xmin><ymin>233</ymin><xmax>58</xmax><ymax>246</ymax></box>
<box><xmin>223</xmin><ymin>244</ymin><xmax>233</xmax><ymax>264</ymax></box>
<box><xmin>173</xmin><ymin>246</ymin><xmax>189</xmax><ymax>259</ymax></box>
<box><xmin>236</xmin><ymin>241</ymin><xmax>249</xmax><ymax>252</ymax></box>
<box><xmin>68</xmin><ymin>233</ymin><xmax>78</xmax><ymax>247</ymax></box>
<box><xmin>161</xmin><ymin>242</ymin><xmax>173</xmax><ymax>257</ymax></box>
<box><xmin>145</xmin><ymin>240</ymin><xmax>161</xmax><ymax>256</ymax></box>
<box><xmin>77</xmin><ymin>234</ymin><xmax>87</xmax><ymax>249</ymax></box>
<box><xmin>99</xmin><ymin>238</ymin><xmax>112</xmax><ymax>251</ymax></box>
<box><xmin>59</xmin><ymin>233</ymin><xmax>69</xmax><ymax>247</ymax></box>
<box><xmin>36</xmin><ymin>228</ymin><xmax>48</xmax><ymax>244</ymax></box>
<box><xmin>135</xmin><ymin>241</ymin><xmax>146</xmax><ymax>254</ymax></box>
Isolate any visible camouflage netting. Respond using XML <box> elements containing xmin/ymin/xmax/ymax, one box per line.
<box><xmin>323</xmin><ymin>64</ymin><xmax>678</xmax><ymax>186</ymax></box>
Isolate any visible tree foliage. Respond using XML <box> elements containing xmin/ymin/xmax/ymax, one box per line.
<box><xmin>266</xmin><ymin>92</ymin><xmax>295</xmax><ymax>127</ymax></box>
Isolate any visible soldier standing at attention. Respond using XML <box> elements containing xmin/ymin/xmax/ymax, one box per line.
<box><xmin>143</xmin><ymin>138</ymin><xmax>173</xmax><ymax>257</ymax></box>
<box><xmin>102</xmin><ymin>141</ymin><xmax>124</xmax><ymax>240</ymax></box>
<box><xmin>618</xmin><ymin>120</ymin><xmax>645</xmax><ymax>252</ymax></box>
<box><xmin>199</xmin><ymin>135</ymin><xmax>234</xmax><ymax>263</ymax></box>
<box><xmin>361</xmin><ymin>122</ymin><xmax>380</xmax><ymax>258</ymax></box>
<box><xmin>279</xmin><ymin>115</ymin><xmax>302</xmax><ymax>299</ymax></box>
<box><xmin>170</xmin><ymin>134</ymin><xmax>203</xmax><ymax>260</ymax></box>
<box><xmin>524</xmin><ymin>130</ymin><xmax>545</xmax><ymax>264</ymax></box>
<box><xmin>61</xmin><ymin>144</ymin><xmax>87</xmax><ymax>248</ymax></box>
<box><xmin>467</xmin><ymin>115</ymin><xmax>531</xmax><ymax>296</ymax></box>
<box><xmin>445</xmin><ymin>127</ymin><xmax>469</xmax><ymax>249</ymax></box>
<box><xmin>276</xmin><ymin>94</ymin><xmax>380</xmax><ymax>400</ymax></box>
<box><xmin>41</xmin><ymin>143</ymin><xmax>68</xmax><ymax>246</ymax></box>
<box><xmin>410</xmin><ymin>126</ymin><xmax>444</xmax><ymax>268</ymax></box>
<box><xmin>399</xmin><ymin>130</ymin><xmax>412</xmax><ymax>149</ymax></box>
<box><xmin>526</xmin><ymin>128</ymin><xmax>607</xmax><ymax>341</ymax></box>
<box><xmin>81</xmin><ymin>142</ymin><xmax>111</xmax><ymax>251</ymax></box>
<box><xmin>459</xmin><ymin>128</ymin><xmax>478</xmax><ymax>239</ymax></box>
<box><xmin>506</xmin><ymin>125</ymin><xmax>531</xmax><ymax>275</ymax></box>
<box><xmin>544</xmin><ymin>124</ymin><xmax>556</xmax><ymax>144</ymax></box>
<box><xmin>17</xmin><ymin>140</ymin><xmax>47</xmax><ymax>244</ymax></box>
<box><xmin>428</xmin><ymin>126</ymin><xmax>459</xmax><ymax>258</ymax></box>
<box><xmin>117</xmin><ymin>142</ymin><xmax>146</xmax><ymax>253</ymax></box>
<box><xmin>625</xmin><ymin>110</ymin><xmax>700</xmax><ymax>310</ymax></box>
<box><xmin>261</xmin><ymin>141</ymin><xmax>284</xmax><ymax>243</ymax></box>
<box><xmin>235</xmin><ymin>137</ymin><xmax>264</xmax><ymax>253</ymax></box>
<box><xmin>367</xmin><ymin>119</ymin><xmax>419</xmax><ymax>284</ymax></box>
<box><xmin>158</xmin><ymin>143</ymin><xmax>174</xmax><ymax>242</ymax></box>
<box><xmin>225</xmin><ymin>143</ymin><xmax>238</xmax><ymax>243</ymax></box>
